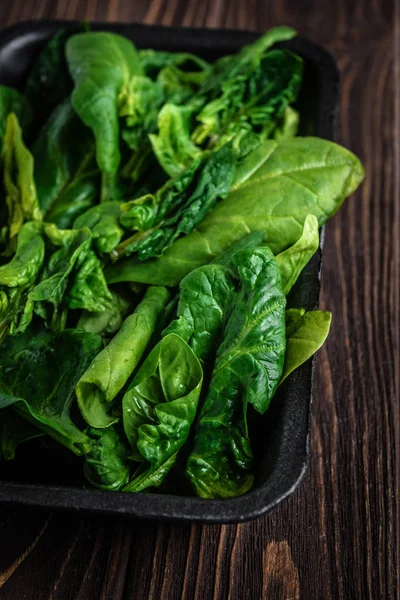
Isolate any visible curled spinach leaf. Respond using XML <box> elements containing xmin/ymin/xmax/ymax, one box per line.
<box><xmin>76</xmin><ymin>286</ymin><xmax>170</xmax><ymax>429</ymax></box>
<box><xmin>122</xmin><ymin>333</ymin><xmax>203</xmax><ymax>492</ymax></box>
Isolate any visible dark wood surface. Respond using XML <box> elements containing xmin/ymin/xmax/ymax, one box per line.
<box><xmin>0</xmin><ymin>1</ymin><xmax>398</xmax><ymax>598</ymax></box>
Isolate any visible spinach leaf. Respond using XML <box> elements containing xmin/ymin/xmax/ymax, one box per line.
<box><xmin>66</xmin><ymin>32</ymin><xmax>143</xmax><ymax>173</ymax></box>
<box><xmin>163</xmin><ymin>264</ymin><xmax>234</xmax><ymax>362</ymax></box>
<box><xmin>76</xmin><ymin>286</ymin><xmax>170</xmax><ymax>429</ymax></box>
<box><xmin>0</xmin><ymin>409</ymin><xmax>43</xmax><ymax>460</ymax></box>
<box><xmin>198</xmin><ymin>27</ymin><xmax>297</xmax><ymax>100</ymax></box>
<box><xmin>33</xmin><ymin>98</ymin><xmax>99</xmax><ymax>226</ymax></box>
<box><xmin>162</xmin><ymin>234</ymin><xmax>264</xmax><ymax>362</ymax></box>
<box><xmin>106</xmin><ymin>137</ymin><xmax>364</xmax><ymax>286</ymax></box>
<box><xmin>2</xmin><ymin>114</ymin><xmax>42</xmax><ymax>254</ymax></box>
<box><xmin>74</xmin><ymin>202</ymin><xmax>123</xmax><ymax>253</ymax></box>
<box><xmin>192</xmin><ymin>50</ymin><xmax>303</xmax><ymax>148</ymax></box>
<box><xmin>29</xmin><ymin>226</ymin><xmax>91</xmax><ymax>309</ymax></box>
<box><xmin>66</xmin><ymin>250</ymin><xmax>112</xmax><ymax>312</ymax></box>
<box><xmin>186</xmin><ymin>246</ymin><xmax>286</xmax><ymax>498</ymax></box>
<box><xmin>83</xmin><ymin>426</ymin><xmax>130</xmax><ymax>490</ymax></box>
<box><xmin>275</xmin><ymin>214</ymin><xmax>319</xmax><ymax>295</ymax></box>
<box><xmin>25</xmin><ymin>24</ymin><xmax>87</xmax><ymax>123</ymax></box>
<box><xmin>280</xmin><ymin>308</ymin><xmax>332</xmax><ymax>383</ymax></box>
<box><xmin>149</xmin><ymin>104</ymin><xmax>202</xmax><ymax>178</ymax></box>
<box><xmin>0</xmin><ymin>86</ymin><xmax>32</xmax><ymax>145</ymax></box>
<box><xmin>117</xmin><ymin>143</ymin><xmax>236</xmax><ymax>261</ymax></box>
<box><xmin>0</xmin><ymin>222</ymin><xmax>44</xmax><ymax>288</ymax></box>
<box><xmin>122</xmin><ymin>333</ymin><xmax>203</xmax><ymax>492</ymax></box>
<box><xmin>0</xmin><ymin>327</ymin><xmax>103</xmax><ymax>454</ymax></box>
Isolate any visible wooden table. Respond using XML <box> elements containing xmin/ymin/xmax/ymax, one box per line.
<box><xmin>0</xmin><ymin>1</ymin><xmax>398</xmax><ymax>598</ymax></box>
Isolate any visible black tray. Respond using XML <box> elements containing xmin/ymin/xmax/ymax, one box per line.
<box><xmin>0</xmin><ymin>20</ymin><xmax>338</xmax><ymax>523</ymax></box>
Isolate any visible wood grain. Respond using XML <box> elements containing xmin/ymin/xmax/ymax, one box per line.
<box><xmin>0</xmin><ymin>1</ymin><xmax>398</xmax><ymax>599</ymax></box>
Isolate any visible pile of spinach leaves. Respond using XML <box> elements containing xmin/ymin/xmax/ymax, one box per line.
<box><xmin>0</xmin><ymin>26</ymin><xmax>364</xmax><ymax>498</ymax></box>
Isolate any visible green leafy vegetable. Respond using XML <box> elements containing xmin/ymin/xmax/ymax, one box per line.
<box><xmin>149</xmin><ymin>104</ymin><xmax>202</xmax><ymax>178</ymax></box>
<box><xmin>2</xmin><ymin>113</ymin><xmax>42</xmax><ymax>254</ymax></box>
<box><xmin>186</xmin><ymin>246</ymin><xmax>286</xmax><ymax>498</ymax></box>
<box><xmin>76</xmin><ymin>286</ymin><xmax>170</xmax><ymax>429</ymax></box>
<box><xmin>275</xmin><ymin>214</ymin><xmax>319</xmax><ymax>295</ymax></box>
<box><xmin>27</xmin><ymin>226</ymin><xmax>91</xmax><ymax>318</ymax></box>
<box><xmin>192</xmin><ymin>50</ymin><xmax>303</xmax><ymax>149</ymax></box>
<box><xmin>83</xmin><ymin>426</ymin><xmax>130</xmax><ymax>490</ymax></box>
<box><xmin>280</xmin><ymin>308</ymin><xmax>332</xmax><ymax>383</ymax></box>
<box><xmin>0</xmin><ymin>327</ymin><xmax>103</xmax><ymax>454</ymax></box>
<box><xmin>0</xmin><ymin>222</ymin><xmax>44</xmax><ymax>288</ymax></box>
<box><xmin>106</xmin><ymin>136</ymin><xmax>364</xmax><ymax>286</ymax></box>
<box><xmin>66</xmin><ymin>32</ymin><xmax>143</xmax><ymax>173</ymax></box>
<box><xmin>163</xmin><ymin>264</ymin><xmax>234</xmax><ymax>362</ymax></box>
<box><xmin>122</xmin><ymin>333</ymin><xmax>203</xmax><ymax>492</ymax></box>
<box><xmin>74</xmin><ymin>202</ymin><xmax>123</xmax><ymax>253</ymax></box>
<box><xmin>115</xmin><ymin>143</ymin><xmax>236</xmax><ymax>261</ymax></box>
<box><xmin>66</xmin><ymin>250</ymin><xmax>112</xmax><ymax>312</ymax></box>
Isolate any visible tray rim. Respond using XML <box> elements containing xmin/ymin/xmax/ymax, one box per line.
<box><xmin>0</xmin><ymin>19</ymin><xmax>339</xmax><ymax>524</ymax></box>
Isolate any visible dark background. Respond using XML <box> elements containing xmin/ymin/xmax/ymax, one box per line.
<box><xmin>0</xmin><ymin>1</ymin><xmax>398</xmax><ymax>599</ymax></box>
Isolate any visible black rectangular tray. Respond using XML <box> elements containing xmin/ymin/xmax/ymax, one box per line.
<box><xmin>0</xmin><ymin>20</ymin><xmax>338</xmax><ymax>523</ymax></box>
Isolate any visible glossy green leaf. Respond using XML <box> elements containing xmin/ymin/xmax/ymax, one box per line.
<box><xmin>163</xmin><ymin>264</ymin><xmax>234</xmax><ymax>362</ymax></box>
<box><xmin>275</xmin><ymin>214</ymin><xmax>319</xmax><ymax>295</ymax></box>
<box><xmin>280</xmin><ymin>309</ymin><xmax>332</xmax><ymax>383</ymax></box>
<box><xmin>66</xmin><ymin>250</ymin><xmax>112</xmax><ymax>312</ymax></box>
<box><xmin>149</xmin><ymin>104</ymin><xmax>202</xmax><ymax>178</ymax></box>
<box><xmin>106</xmin><ymin>137</ymin><xmax>364</xmax><ymax>286</ymax></box>
<box><xmin>122</xmin><ymin>333</ymin><xmax>203</xmax><ymax>492</ymax></box>
<box><xmin>74</xmin><ymin>202</ymin><xmax>123</xmax><ymax>253</ymax></box>
<box><xmin>29</xmin><ymin>226</ymin><xmax>91</xmax><ymax>307</ymax></box>
<box><xmin>66</xmin><ymin>32</ymin><xmax>143</xmax><ymax>173</ymax></box>
<box><xmin>83</xmin><ymin>426</ymin><xmax>130</xmax><ymax>490</ymax></box>
<box><xmin>186</xmin><ymin>247</ymin><xmax>286</xmax><ymax>498</ymax></box>
<box><xmin>76</xmin><ymin>286</ymin><xmax>170</xmax><ymax>429</ymax></box>
<box><xmin>2</xmin><ymin>113</ymin><xmax>42</xmax><ymax>253</ymax></box>
<box><xmin>117</xmin><ymin>143</ymin><xmax>236</xmax><ymax>261</ymax></box>
<box><xmin>0</xmin><ymin>327</ymin><xmax>103</xmax><ymax>454</ymax></box>
<box><xmin>0</xmin><ymin>222</ymin><xmax>44</xmax><ymax>288</ymax></box>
